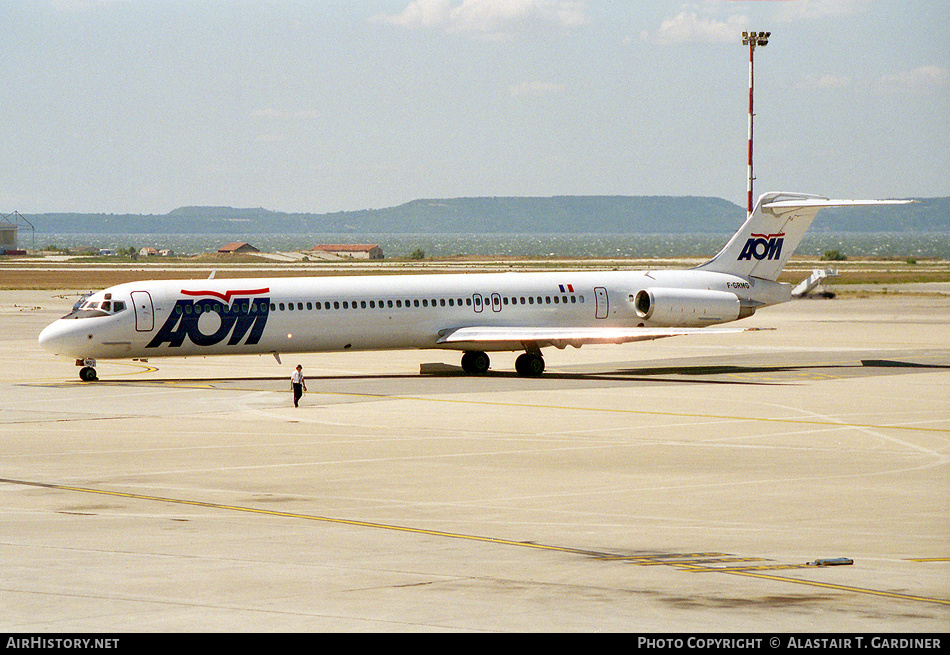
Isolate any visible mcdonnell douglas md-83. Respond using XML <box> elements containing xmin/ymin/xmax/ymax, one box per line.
<box><xmin>39</xmin><ymin>192</ymin><xmax>908</xmax><ymax>381</ymax></box>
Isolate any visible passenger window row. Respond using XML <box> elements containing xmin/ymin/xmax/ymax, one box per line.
<box><xmin>269</xmin><ymin>294</ymin><xmax>584</xmax><ymax>312</ymax></box>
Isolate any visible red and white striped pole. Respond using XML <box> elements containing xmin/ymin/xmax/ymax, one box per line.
<box><xmin>742</xmin><ymin>31</ymin><xmax>769</xmax><ymax>215</ymax></box>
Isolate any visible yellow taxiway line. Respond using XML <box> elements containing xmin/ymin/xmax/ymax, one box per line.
<box><xmin>3</xmin><ymin>476</ymin><xmax>948</xmax><ymax>607</ymax></box>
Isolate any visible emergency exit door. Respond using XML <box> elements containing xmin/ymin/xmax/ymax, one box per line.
<box><xmin>594</xmin><ymin>287</ymin><xmax>609</xmax><ymax>319</ymax></box>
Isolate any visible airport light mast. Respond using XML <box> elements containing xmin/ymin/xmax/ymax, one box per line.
<box><xmin>742</xmin><ymin>30</ymin><xmax>770</xmax><ymax>215</ymax></box>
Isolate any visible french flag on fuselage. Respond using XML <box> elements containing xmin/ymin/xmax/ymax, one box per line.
<box><xmin>558</xmin><ymin>284</ymin><xmax>574</xmax><ymax>293</ymax></box>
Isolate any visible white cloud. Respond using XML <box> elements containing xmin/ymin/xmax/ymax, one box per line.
<box><xmin>774</xmin><ymin>0</ymin><xmax>871</xmax><ymax>22</ymax></box>
<box><xmin>371</xmin><ymin>0</ymin><xmax>589</xmax><ymax>39</ymax></box>
<box><xmin>877</xmin><ymin>65</ymin><xmax>949</xmax><ymax>94</ymax></box>
<box><xmin>642</xmin><ymin>10</ymin><xmax>750</xmax><ymax>45</ymax></box>
<box><xmin>371</xmin><ymin>0</ymin><xmax>453</xmax><ymax>30</ymax></box>
<box><xmin>642</xmin><ymin>0</ymin><xmax>870</xmax><ymax>46</ymax></box>
<box><xmin>796</xmin><ymin>73</ymin><xmax>853</xmax><ymax>90</ymax></box>
<box><xmin>795</xmin><ymin>66</ymin><xmax>949</xmax><ymax>94</ymax></box>
<box><xmin>48</xmin><ymin>0</ymin><xmax>123</xmax><ymax>12</ymax></box>
<box><xmin>509</xmin><ymin>80</ymin><xmax>566</xmax><ymax>97</ymax></box>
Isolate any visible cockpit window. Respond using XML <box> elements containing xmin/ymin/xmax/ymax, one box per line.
<box><xmin>63</xmin><ymin>296</ymin><xmax>127</xmax><ymax>319</ymax></box>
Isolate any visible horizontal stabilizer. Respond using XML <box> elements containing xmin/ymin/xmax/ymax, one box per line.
<box><xmin>762</xmin><ymin>198</ymin><xmax>912</xmax><ymax>209</ymax></box>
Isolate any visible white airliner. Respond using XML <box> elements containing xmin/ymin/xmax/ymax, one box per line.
<box><xmin>39</xmin><ymin>192</ymin><xmax>908</xmax><ymax>381</ymax></box>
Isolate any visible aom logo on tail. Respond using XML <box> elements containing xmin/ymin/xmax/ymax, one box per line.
<box><xmin>738</xmin><ymin>232</ymin><xmax>785</xmax><ymax>261</ymax></box>
<box><xmin>146</xmin><ymin>288</ymin><xmax>270</xmax><ymax>349</ymax></box>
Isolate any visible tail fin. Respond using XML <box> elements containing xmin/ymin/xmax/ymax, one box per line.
<box><xmin>697</xmin><ymin>192</ymin><xmax>912</xmax><ymax>281</ymax></box>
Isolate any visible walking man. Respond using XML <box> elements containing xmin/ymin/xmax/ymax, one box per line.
<box><xmin>291</xmin><ymin>364</ymin><xmax>307</xmax><ymax>407</ymax></box>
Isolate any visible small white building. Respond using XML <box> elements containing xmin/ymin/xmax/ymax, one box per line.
<box><xmin>1</xmin><ymin>212</ymin><xmax>32</xmax><ymax>254</ymax></box>
<box><xmin>312</xmin><ymin>244</ymin><xmax>383</xmax><ymax>260</ymax></box>
<box><xmin>1</xmin><ymin>215</ymin><xmax>19</xmax><ymax>253</ymax></box>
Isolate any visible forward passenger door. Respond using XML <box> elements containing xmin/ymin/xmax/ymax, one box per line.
<box><xmin>130</xmin><ymin>291</ymin><xmax>154</xmax><ymax>331</ymax></box>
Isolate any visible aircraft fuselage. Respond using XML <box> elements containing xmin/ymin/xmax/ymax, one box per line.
<box><xmin>39</xmin><ymin>268</ymin><xmax>788</xmax><ymax>362</ymax></box>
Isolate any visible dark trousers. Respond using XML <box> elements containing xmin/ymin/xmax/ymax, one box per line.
<box><xmin>293</xmin><ymin>383</ymin><xmax>303</xmax><ymax>406</ymax></box>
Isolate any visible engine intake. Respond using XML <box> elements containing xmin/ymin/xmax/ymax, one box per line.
<box><xmin>632</xmin><ymin>288</ymin><xmax>743</xmax><ymax>327</ymax></box>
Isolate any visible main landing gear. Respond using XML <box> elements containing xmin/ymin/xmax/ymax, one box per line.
<box><xmin>460</xmin><ymin>350</ymin><xmax>490</xmax><ymax>375</ymax></box>
<box><xmin>515</xmin><ymin>352</ymin><xmax>545</xmax><ymax>377</ymax></box>
<box><xmin>460</xmin><ymin>350</ymin><xmax>546</xmax><ymax>377</ymax></box>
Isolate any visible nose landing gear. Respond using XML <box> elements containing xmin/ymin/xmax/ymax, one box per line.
<box><xmin>77</xmin><ymin>359</ymin><xmax>98</xmax><ymax>382</ymax></box>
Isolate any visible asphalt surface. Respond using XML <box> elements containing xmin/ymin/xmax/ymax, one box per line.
<box><xmin>1</xmin><ymin>289</ymin><xmax>948</xmax><ymax>631</ymax></box>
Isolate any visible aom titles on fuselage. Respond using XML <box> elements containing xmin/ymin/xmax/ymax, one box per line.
<box><xmin>38</xmin><ymin>193</ymin><xmax>909</xmax><ymax>381</ymax></box>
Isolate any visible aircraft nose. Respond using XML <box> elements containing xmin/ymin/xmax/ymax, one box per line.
<box><xmin>38</xmin><ymin>319</ymin><xmax>81</xmax><ymax>356</ymax></box>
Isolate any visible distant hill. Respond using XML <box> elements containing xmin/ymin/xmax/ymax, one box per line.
<box><xmin>22</xmin><ymin>195</ymin><xmax>950</xmax><ymax>235</ymax></box>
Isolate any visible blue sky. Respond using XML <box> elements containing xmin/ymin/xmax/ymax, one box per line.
<box><xmin>2</xmin><ymin>0</ymin><xmax>947</xmax><ymax>214</ymax></box>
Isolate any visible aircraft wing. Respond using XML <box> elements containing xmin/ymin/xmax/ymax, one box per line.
<box><xmin>436</xmin><ymin>325</ymin><xmax>762</xmax><ymax>351</ymax></box>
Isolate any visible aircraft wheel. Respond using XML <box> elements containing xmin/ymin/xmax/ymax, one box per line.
<box><xmin>515</xmin><ymin>353</ymin><xmax>545</xmax><ymax>377</ymax></box>
<box><xmin>460</xmin><ymin>351</ymin><xmax>490</xmax><ymax>375</ymax></box>
<box><xmin>79</xmin><ymin>366</ymin><xmax>98</xmax><ymax>382</ymax></box>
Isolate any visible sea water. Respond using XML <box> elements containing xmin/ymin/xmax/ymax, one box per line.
<box><xmin>29</xmin><ymin>232</ymin><xmax>950</xmax><ymax>260</ymax></box>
